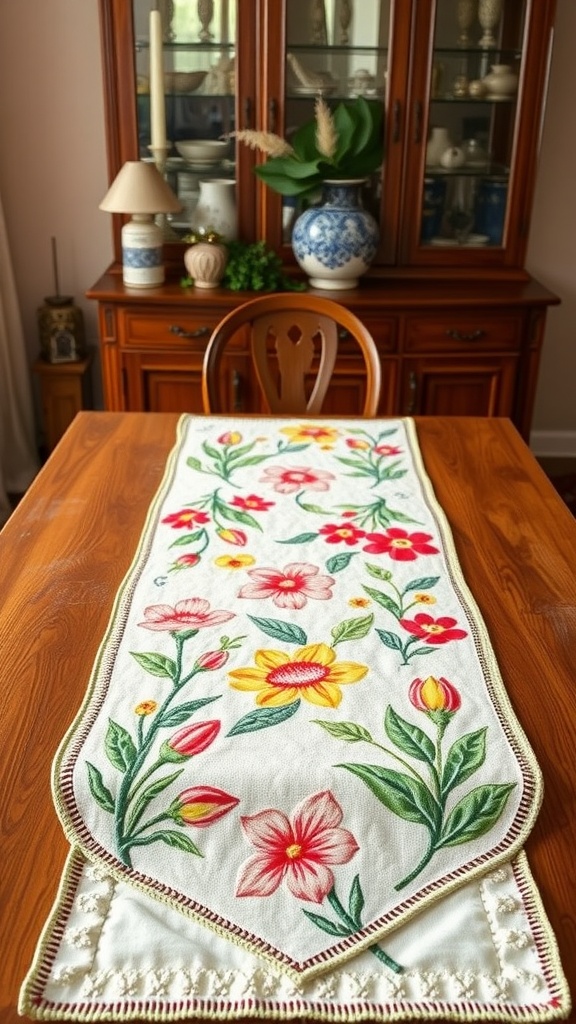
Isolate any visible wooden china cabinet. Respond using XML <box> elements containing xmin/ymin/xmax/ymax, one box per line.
<box><xmin>88</xmin><ymin>0</ymin><xmax>559</xmax><ymax>438</ymax></box>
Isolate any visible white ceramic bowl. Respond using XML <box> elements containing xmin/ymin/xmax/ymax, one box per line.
<box><xmin>175</xmin><ymin>140</ymin><xmax>229</xmax><ymax>164</ymax></box>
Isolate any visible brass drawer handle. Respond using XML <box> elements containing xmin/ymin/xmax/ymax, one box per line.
<box><xmin>169</xmin><ymin>325</ymin><xmax>211</xmax><ymax>339</ymax></box>
<box><xmin>445</xmin><ymin>328</ymin><xmax>486</xmax><ymax>342</ymax></box>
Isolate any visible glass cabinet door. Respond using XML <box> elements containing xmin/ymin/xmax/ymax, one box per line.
<box><xmin>131</xmin><ymin>0</ymin><xmax>257</xmax><ymax>242</ymax></box>
<box><xmin>260</xmin><ymin>0</ymin><xmax>410</xmax><ymax>266</ymax></box>
<box><xmin>402</xmin><ymin>0</ymin><xmax>542</xmax><ymax>266</ymax></box>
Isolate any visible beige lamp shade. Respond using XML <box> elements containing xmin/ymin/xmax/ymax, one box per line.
<box><xmin>99</xmin><ymin>161</ymin><xmax>182</xmax><ymax>214</ymax></box>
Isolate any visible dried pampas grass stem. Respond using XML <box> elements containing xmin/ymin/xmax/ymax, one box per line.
<box><xmin>314</xmin><ymin>97</ymin><xmax>338</xmax><ymax>160</ymax></box>
<box><xmin>232</xmin><ymin>130</ymin><xmax>295</xmax><ymax>159</ymax></box>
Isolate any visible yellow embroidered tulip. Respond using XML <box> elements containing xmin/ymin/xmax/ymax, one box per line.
<box><xmin>228</xmin><ymin>643</ymin><xmax>367</xmax><ymax>708</ymax></box>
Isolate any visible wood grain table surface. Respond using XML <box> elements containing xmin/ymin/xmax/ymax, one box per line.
<box><xmin>0</xmin><ymin>412</ymin><xmax>574</xmax><ymax>1023</ymax></box>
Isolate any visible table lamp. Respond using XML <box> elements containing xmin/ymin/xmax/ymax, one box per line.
<box><xmin>99</xmin><ymin>161</ymin><xmax>182</xmax><ymax>288</ymax></box>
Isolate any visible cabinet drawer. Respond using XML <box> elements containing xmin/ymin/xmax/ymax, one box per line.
<box><xmin>347</xmin><ymin>316</ymin><xmax>397</xmax><ymax>353</ymax></box>
<box><xmin>404</xmin><ymin>314</ymin><xmax>522</xmax><ymax>353</ymax></box>
<box><xmin>118</xmin><ymin>310</ymin><xmax>244</xmax><ymax>351</ymax></box>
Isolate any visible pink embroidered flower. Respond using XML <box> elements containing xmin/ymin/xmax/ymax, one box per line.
<box><xmin>318</xmin><ymin>522</ymin><xmax>366</xmax><ymax>546</ymax></box>
<box><xmin>236</xmin><ymin>790</ymin><xmax>359</xmax><ymax>903</ymax></box>
<box><xmin>162</xmin><ymin>508</ymin><xmax>210</xmax><ymax>529</ymax></box>
<box><xmin>362</xmin><ymin>528</ymin><xmax>439</xmax><ymax>560</ymax></box>
<box><xmin>238</xmin><ymin>563</ymin><xmax>335</xmax><ymax>609</ymax></box>
<box><xmin>217</xmin><ymin>528</ymin><xmax>248</xmax><ymax>546</ymax></box>
<box><xmin>260</xmin><ymin>465</ymin><xmax>335</xmax><ymax>494</ymax></box>
<box><xmin>374</xmin><ymin>444</ymin><xmax>402</xmax><ymax>457</ymax></box>
<box><xmin>169</xmin><ymin>553</ymin><xmax>201</xmax><ymax>571</ymax></box>
<box><xmin>399</xmin><ymin>612</ymin><xmax>467</xmax><ymax>645</ymax></box>
<box><xmin>409</xmin><ymin>676</ymin><xmax>461</xmax><ymax>713</ymax></box>
<box><xmin>218</xmin><ymin>432</ymin><xmax>242</xmax><ymax>445</ymax></box>
<box><xmin>345</xmin><ymin>438</ymin><xmax>370</xmax><ymax>450</ymax></box>
<box><xmin>138</xmin><ymin>598</ymin><xmax>235</xmax><ymax>632</ymax></box>
<box><xmin>231</xmin><ymin>494</ymin><xmax>275</xmax><ymax>512</ymax></box>
<box><xmin>169</xmin><ymin>786</ymin><xmax>239</xmax><ymax>827</ymax></box>
<box><xmin>161</xmin><ymin>720</ymin><xmax>221</xmax><ymax>762</ymax></box>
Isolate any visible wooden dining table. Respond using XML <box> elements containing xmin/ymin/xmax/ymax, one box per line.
<box><xmin>0</xmin><ymin>411</ymin><xmax>574</xmax><ymax>1023</ymax></box>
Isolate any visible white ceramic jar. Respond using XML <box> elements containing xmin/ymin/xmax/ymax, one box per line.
<box><xmin>482</xmin><ymin>64</ymin><xmax>518</xmax><ymax>99</ymax></box>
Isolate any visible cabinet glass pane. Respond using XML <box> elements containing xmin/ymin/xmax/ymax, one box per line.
<box><xmin>422</xmin><ymin>0</ymin><xmax>527</xmax><ymax>249</ymax></box>
<box><xmin>133</xmin><ymin>0</ymin><xmax>237</xmax><ymax>236</ymax></box>
<box><xmin>282</xmin><ymin>0</ymin><xmax>390</xmax><ymax>242</ymax></box>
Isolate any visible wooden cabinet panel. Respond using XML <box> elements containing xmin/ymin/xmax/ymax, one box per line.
<box><xmin>402</xmin><ymin>357</ymin><xmax>518</xmax><ymax>418</ymax></box>
<box><xmin>404</xmin><ymin>314</ymin><xmax>522</xmax><ymax>353</ymax></box>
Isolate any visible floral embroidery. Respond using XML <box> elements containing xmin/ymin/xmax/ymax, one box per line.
<box><xmin>280</xmin><ymin>424</ymin><xmax>341</xmax><ymax>447</ymax></box>
<box><xmin>362</xmin><ymin>528</ymin><xmax>439</xmax><ymax>560</ymax></box>
<box><xmin>228</xmin><ymin>643</ymin><xmax>368</xmax><ymax>709</ymax></box>
<box><xmin>238</xmin><ymin>562</ymin><xmax>335</xmax><ymax>609</ymax></box>
<box><xmin>214</xmin><ymin>553</ymin><xmax>256</xmax><ymax>569</ymax></box>
<box><xmin>319</xmin><ymin>522</ymin><xmax>366</xmax><ymax>546</ymax></box>
<box><xmin>399</xmin><ymin>612</ymin><xmax>468</xmax><ymax>645</ymax></box>
<box><xmin>315</xmin><ymin>677</ymin><xmax>515</xmax><ymax>889</ymax></box>
<box><xmin>138</xmin><ymin>598</ymin><xmax>234</xmax><ymax>632</ymax></box>
<box><xmin>260</xmin><ymin>465</ymin><xmax>336</xmax><ymax>493</ymax></box>
<box><xmin>236</xmin><ymin>790</ymin><xmax>358</xmax><ymax>902</ymax></box>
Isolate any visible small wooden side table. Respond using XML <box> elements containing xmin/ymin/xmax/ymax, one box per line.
<box><xmin>33</xmin><ymin>351</ymin><xmax>94</xmax><ymax>453</ymax></box>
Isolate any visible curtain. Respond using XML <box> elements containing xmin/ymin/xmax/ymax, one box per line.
<box><xmin>0</xmin><ymin>189</ymin><xmax>40</xmax><ymax>526</ymax></box>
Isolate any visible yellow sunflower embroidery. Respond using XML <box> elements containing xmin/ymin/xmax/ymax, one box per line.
<box><xmin>280</xmin><ymin>424</ymin><xmax>340</xmax><ymax>446</ymax></box>
<box><xmin>228</xmin><ymin>643</ymin><xmax>367</xmax><ymax>708</ymax></box>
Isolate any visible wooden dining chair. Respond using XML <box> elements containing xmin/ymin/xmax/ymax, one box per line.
<box><xmin>201</xmin><ymin>292</ymin><xmax>382</xmax><ymax>416</ymax></box>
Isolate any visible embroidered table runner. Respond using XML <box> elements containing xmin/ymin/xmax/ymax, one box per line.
<box><xmin>20</xmin><ymin>416</ymin><xmax>570</xmax><ymax>1021</ymax></box>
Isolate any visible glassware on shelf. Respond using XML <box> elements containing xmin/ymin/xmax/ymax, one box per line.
<box><xmin>478</xmin><ymin>0</ymin><xmax>503</xmax><ymax>48</ymax></box>
<box><xmin>197</xmin><ymin>0</ymin><xmax>214</xmax><ymax>42</ymax></box>
<box><xmin>339</xmin><ymin>0</ymin><xmax>352</xmax><ymax>44</ymax></box>
<box><xmin>456</xmin><ymin>0</ymin><xmax>479</xmax><ymax>47</ymax></box>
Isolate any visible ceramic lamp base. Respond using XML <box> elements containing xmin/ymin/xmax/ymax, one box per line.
<box><xmin>121</xmin><ymin>215</ymin><xmax>164</xmax><ymax>288</ymax></box>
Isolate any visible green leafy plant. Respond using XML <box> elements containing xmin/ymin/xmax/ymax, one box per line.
<box><xmin>234</xmin><ymin>96</ymin><xmax>384</xmax><ymax>198</ymax></box>
<box><xmin>221</xmin><ymin>240</ymin><xmax>305</xmax><ymax>292</ymax></box>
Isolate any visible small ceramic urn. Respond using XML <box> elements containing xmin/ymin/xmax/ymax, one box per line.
<box><xmin>184</xmin><ymin>238</ymin><xmax>228</xmax><ymax>289</ymax></box>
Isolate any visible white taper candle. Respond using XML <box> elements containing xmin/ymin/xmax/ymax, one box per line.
<box><xmin>149</xmin><ymin>3</ymin><xmax>166</xmax><ymax>151</ymax></box>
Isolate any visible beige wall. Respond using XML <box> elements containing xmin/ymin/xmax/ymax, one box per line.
<box><xmin>0</xmin><ymin>1</ymin><xmax>573</xmax><ymax>446</ymax></box>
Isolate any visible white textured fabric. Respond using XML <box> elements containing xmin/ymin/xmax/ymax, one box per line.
<box><xmin>20</xmin><ymin>416</ymin><xmax>570</xmax><ymax>1020</ymax></box>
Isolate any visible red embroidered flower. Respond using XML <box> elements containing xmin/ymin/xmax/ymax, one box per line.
<box><xmin>319</xmin><ymin>522</ymin><xmax>366</xmax><ymax>546</ymax></box>
<box><xmin>363</xmin><ymin>528</ymin><xmax>439</xmax><ymax>560</ymax></box>
<box><xmin>169</xmin><ymin>786</ymin><xmax>239</xmax><ymax>827</ymax></box>
<box><xmin>236</xmin><ymin>790</ymin><xmax>359</xmax><ymax>903</ymax></box>
<box><xmin>162</xmin><ymin>508</ymin><xmax>210</xmax><ymax>529</ymax></box>
<box><xmin>409</xmin><ymin>676</ymin><xmax>461</xmax><ymax>713</ymax></box>
<box><xmin>374</xmin><ymin>444</ymin><xmax>402</xmax><ymax>456</ymax></box>
<box><xmin>169</xmin><ymin>553</ymin><xmax>201</xmax><ymax>571</ymax></box>
<box><xmin>399</xmin><ymin>613</ymin><xmax>467</xmax><ymax>645</ymax></box>
<box><xmin>161</xmin><ymin>720</ymin><xmax>221</xmax><ymax>762</ymax></box>
<box><xmin>231</xmin><ymin>494</ymin><xmax>275</xmax><ymax>512</ymax></box>
<box><xmin>217</xmin><ymin>528</ymin><xmax>248</xmax><ymax>546</ymax></box>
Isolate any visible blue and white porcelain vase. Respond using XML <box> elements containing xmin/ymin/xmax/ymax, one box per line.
<box><xmin>291</xmin><ymin>179</ymin><xmax>379</xmax><ymax>290</ymax></box>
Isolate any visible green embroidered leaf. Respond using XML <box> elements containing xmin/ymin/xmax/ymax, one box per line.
<box><xmin>281</xmin><ymin>443</ymin><xmax>311</xmax><ymax>453</ymax></box>
<box><xmin>217</xmin><ymin>504</ymin><xmax>262</xmax><ymax>530</ymax></box>
<box><xmin>224</xmin><ymin>442</ymin><xmax>257</xmax><ymax>461</ymax></box>
<box><xmin>105</xmin><ymin>720</ymin><xmax>137</xmax><ymax>773</ymax></box>
<box><xmin>248</xmin><ymin>614</ymin><xmax>308</xmax><ymax>645</ymax></box>
<box><xmin>227</xmin><ymin>700</ymin><xmax>301</xmax><ymax>736</ymax></box>
<box><xmin>375</xmin><ymin>628</ymin><xmax>404</xmax><ymax>652</ymax></box>
<box><xmin>153</xmin><ymin>830</ymin><xmax>203</xmax><ymax>855</ymax></box>
<box><xmin>169</xmin><ymin>530</ymin><xmax>204</xmax><ymax>547</ymax></box>
<box><xmin>312</xmin><ymin>719</ymin><xmax>373</xmax><ymax>743</ymax></box>
<box><xmin>364</xmin><ymin>563</ymin><xmax>393</xmax><ymax>581</ymax></box>
<box><xmin>439</xmin><ymin>783</ymin><xmax>516</xmax><ymax>847</ymax></box>
<box><xmin>348</xmin><ymin>874</ymin><xmax>364</xmax><ymax>925</ymax></box>
<box><xmin>126</xmin><ymin>770</ymin><xmax>184</xmax><ymax>834</ymax></box>
<box><xmin>301</xmin><ymin>909</ymin><xmax>350</xmax><ymax>937</ymax></box>
<box><xmin>385</xmin><ymin>706</ymin><xmax>436</xmax><ymax>765</ymax></box>
<box><xmin>277</xmin><ymin>532</ymin><xmax>319</xmax><ymax>544</ymax></box>
<box><xmin>298</xmin><ymin>502</ymin><xmax>327</xmax><ymax>513</ymax></box>
<box><xmin>160</xmin><ymin>696</ymin><xmax>221</xmax><ymax>728</ymax></box>
<box><xmin>186</xmin><ymin>456</ymin><xmax>204</xmax><ymax>472</ymax></box>
<box><xmin>130</xmin><ymin>651</ymin><xmax>177</xmax><ymax>679</ymax></box>
<box><xmin>411</xmin><ymin>647</ymin><xmax>435</xmax><ymax>658</ymax></box>
<box><xmin>230</xmin><ymin>454</ymin><xmax>275</xmax><ymax>468</ymax></box>
<box><xmin>340</xmin><ymin>763</ymin><xmax>439</xmax><ymax>831</ymax></box>
<box><xmin>335</xmin><ymin>456</ymin><xmax>372</xmax><ymax>470</ymax></box>
<box><xmin>326</xmin><ymin>551</ymin><xmax>356</xmax><ymax>573</ymax></box>
<box><xmin>441</xmin><ymin>728</ymin><xmax>487</xmax><ymax>797</ymax></box>
<box><xmin>362</xmin><ymin>585</ymin><xmax>401</xmax><ymax>618</ymax></box>
<box><xmin>331</xmin><ymin>613</ymin><xmax>374</xmax><ymax>645</ymax></box>
<box><xmin>201</xmin><ymin>441</ymin><xmax>222</xmax><ymax>460</ymax></box>
<box><xmin>402</xmin><ymin>576</ymin><xmax>440</xmax><ymax>593</ymax></box>
<box><xmin>86</xmin><ymin>762</ymin><xmax>115</xmax><ymax>813</ymax></box>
